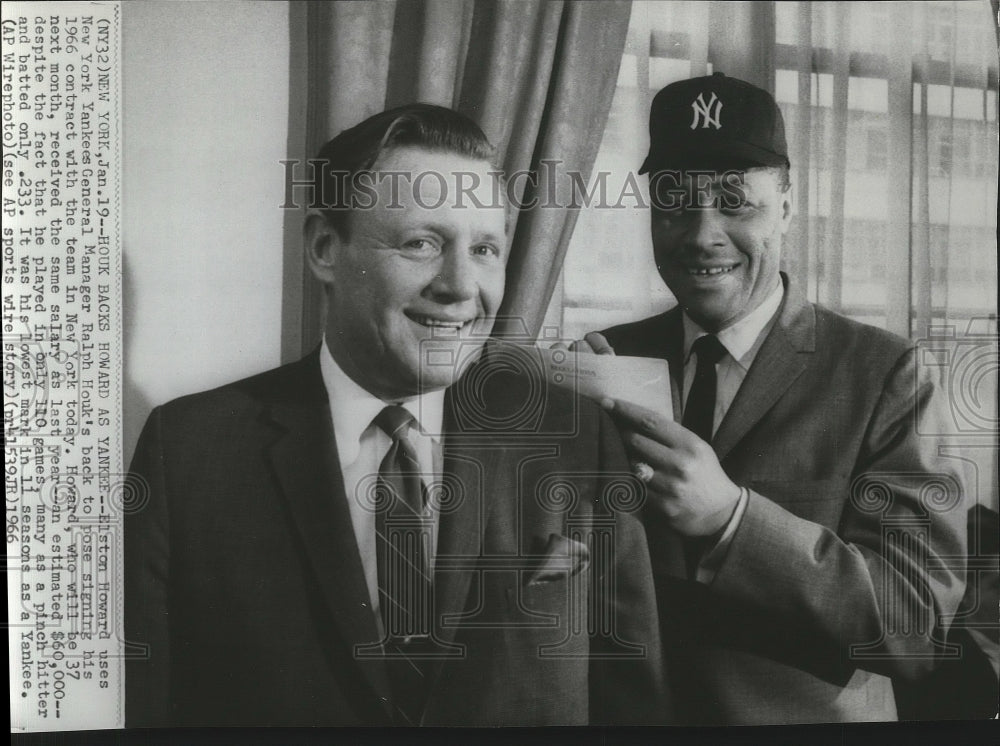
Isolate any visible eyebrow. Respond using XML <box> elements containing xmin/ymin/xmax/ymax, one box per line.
<box><xmin>473</xmin><ymin>230</ymin><xmax>505</xmax><ymax>244</ymax></box>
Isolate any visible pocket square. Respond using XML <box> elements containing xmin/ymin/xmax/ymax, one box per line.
<box><xmin>526</xmin><ymin>533</ymin><xmax>590</xmax><ymax>586</ymax></box>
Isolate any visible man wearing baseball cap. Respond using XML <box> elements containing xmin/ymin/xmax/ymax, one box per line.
<box><xmin>575</xmin><ymin>73</ymin><xmax>969</xmax><ymax>723</ymax></box>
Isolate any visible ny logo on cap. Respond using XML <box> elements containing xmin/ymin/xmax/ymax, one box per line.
<box><xmin>690</xmin><ymin>92</ymin><xmax>722</xmax><ymax>130</ymax></box>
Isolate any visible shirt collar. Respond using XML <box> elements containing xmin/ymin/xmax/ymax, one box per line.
<box><xmin>682</xmin><ymin>280</ymin><xmax>785</xmax><ymax>371</ymax></box>
<box><xmin>318</xmin><ymin>338</ymin><xmax>445</xmax><ymax>466</ymax></box>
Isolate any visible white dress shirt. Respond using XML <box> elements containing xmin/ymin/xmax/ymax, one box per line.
<box><xmin>679</xmin><ymin>281</ymin><xmax>784</xmax><ymax>583</ymax></box>
<box><xmin>319</xmin><ymin>338</ymin><xmax>444</xmax><ymax>617</ymax></box>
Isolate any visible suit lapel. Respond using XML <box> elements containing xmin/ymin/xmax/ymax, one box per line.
<box><xmin>432</xmin><ymin>390</ymin><xmax>494</xmax><ymax>628</ymax></box>
<box><xmin>711</xmin><ymin>280</ymin><xmax>817</xmax><ymax>461</ymax></box>
<box><xmin>421</xmin><ymin>379</ymin><xmax>503</xmax><ymax>698</ymax></box>
<box><xmin>647</xmin><ymin>312</ymin><xmax>689</xmax><ymax>578</ymax></box>
<box><xmin>263</xmin><ymin>352</ymin><xmax>392</xmax><ymax>711</ymax></box>
<box><xmin>432</xmin><ymin>442</ymin><xmax>487</xmax><ymax>641</ymax></box>
<box><xmin>661</xmin><ymin>309</ymin><xmax>686</xmax><ymax>422</ymax></box>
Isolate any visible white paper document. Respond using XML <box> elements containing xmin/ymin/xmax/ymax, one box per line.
<box><xmin>536</xmin><ymin>347</ymin><xmax>673</xmax><ymax>421</ymax></box>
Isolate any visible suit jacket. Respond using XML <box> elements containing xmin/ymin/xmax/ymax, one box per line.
<box><xmin>124</xmin><ymin>345</ymin><xmax>667</xmax><ymax>727</ymax></box>
<box><xmin>601</xmin><ymin>275</ymin><xmax>969</xmax><ymax>724</ymax></box>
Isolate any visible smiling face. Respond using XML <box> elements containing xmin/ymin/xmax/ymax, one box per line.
<box><xmin>308</xmin><ymin>146</ymin><xmax>507</xmax><ymax>400</ymax></box>
<box><xmin>650</xmin><ymin>167</ymin><xmax>792</xmax><ymax>332</ymax></box>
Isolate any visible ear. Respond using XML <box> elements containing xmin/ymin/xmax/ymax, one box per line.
<box><xmin>304</xmin><ymin>210</ymin><xmax>342</xmax><ymax>285</ymax></box>
<box><xmin>778</xmin><ymin>182</ymin><xmax>794</xmax><ymax>235</ymax></box>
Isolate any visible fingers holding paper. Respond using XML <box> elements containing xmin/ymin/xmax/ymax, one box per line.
<box><xmin>578</xmin><ymin>332</ymin><xmax>615</xmax><ymax>355</ymax></box>
<box><xmin>602</xmin><ymin>398</ymin><xmax>741</xmax><ymax>538</ymax></box>
<box><xmin>550</xmin><ymin>332</ymin><xmax>616</xmax><ymax>355</ymax></box>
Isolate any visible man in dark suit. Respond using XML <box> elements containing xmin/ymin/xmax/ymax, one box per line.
<box><xmin>125</xmin><ymin>104</ymin><xmax>666</xmax><ymax>727</ymax></box>
<box><xmin>574</xmin><ymin>74</ymin><xmax>972</xmax><ymax>723</ymax></box>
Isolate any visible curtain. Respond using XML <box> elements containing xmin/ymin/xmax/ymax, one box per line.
<box><xmin>776</xmin><ymin>1</ymin><xmax>998</xmax><ymax>340</ymax></box>
<box><xmin>289</xmin><ymin>0</ymin><xmax>631</xmax><ymax>352</ymax></box>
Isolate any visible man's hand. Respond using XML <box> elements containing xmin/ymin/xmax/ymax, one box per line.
<box><xmin>550</xmin><ymin>332</ymin><xmax>616</xmax><ymax>355</ymax></box>
<box><xmin>603</xmin><ymin>398</ymin><xmax>741</xmax><ymax>537</ymax></box>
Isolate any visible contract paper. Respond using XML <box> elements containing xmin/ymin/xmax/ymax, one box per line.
<box><xmin>538</xmin><ymin>347</ymin><xmax>673</xmax><ymax>422</ymax></box>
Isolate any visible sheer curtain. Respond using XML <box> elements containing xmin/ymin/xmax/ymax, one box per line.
<box><xmin>777</xmin><ymin>1</ymin><xmax>998</xmax><ymax>340</ymax></box>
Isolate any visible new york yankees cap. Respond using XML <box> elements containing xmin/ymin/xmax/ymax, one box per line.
<box><xmin>639</xmin><ymin>72</ymin><xmax>789</xmax><ymax>174</ymax></box>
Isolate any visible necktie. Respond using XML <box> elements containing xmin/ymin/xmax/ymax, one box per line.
<box><xmin>373</xmin><ymin>405</ymin><xmax>431</xmax><ymax>724</ymax></box>
<box><xmin>680</xmin><ymin>335</ymin><xmax>727</xmax><ymax>577</ymax></box>
<box><xmin>682</xmin><ymin>334</ymin><xmax>728</xmax><ymax>442</ymax></box>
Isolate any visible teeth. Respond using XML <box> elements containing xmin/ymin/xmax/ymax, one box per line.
<box><xmin>688</xmin><ymin>265</ymin><xmax>736</xmax><ymax>276</ymax></box>
<box><xmin>413</xmin><ymin>315</ymin><xmax>467</xmax><ymax>328</ymax></box>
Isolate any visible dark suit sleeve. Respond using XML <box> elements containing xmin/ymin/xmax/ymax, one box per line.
<box><xmin>710</xmin><ymin>347</ymin><xmax>968</xmax><ymax>684</ymax></box>
<box><xmin>124</xmin><ymin>406</ymin><xmax>172</xmax><ymax>727</ymax></box>
<box><xmin>588</xmin><ymin>407</ymin><xmax>670</xmax><ymax>725</ymax></box>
